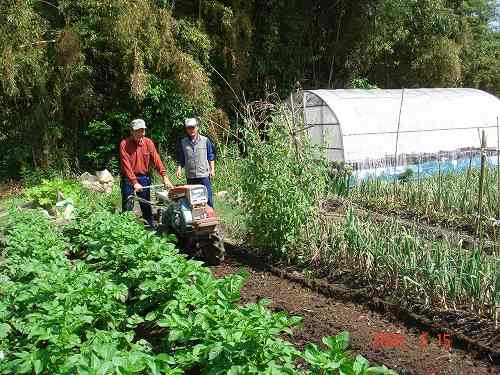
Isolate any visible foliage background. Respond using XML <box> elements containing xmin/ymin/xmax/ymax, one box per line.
<box><xmin>0</xmin><ymin>0</ymin><xmax>499</xmax><ymax>179</ymax></box>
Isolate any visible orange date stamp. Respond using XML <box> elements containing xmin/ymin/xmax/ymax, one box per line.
<box><xmin>372</xmin><ymin>331</ymin><xmax>453</xmax><ymax>350</ymax></box>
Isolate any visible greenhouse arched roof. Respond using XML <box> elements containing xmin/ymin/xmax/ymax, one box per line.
<box><xmin>300</xmin><ymin>88</ymin><xmax>500</xmax><ymax>164</ymax></box>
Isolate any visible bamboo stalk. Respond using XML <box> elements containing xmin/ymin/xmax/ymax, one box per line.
<box><xmin>393</xmin><ymin>89</ymin><xmax>405</xmax><ymax>197</ymax></box>
<box><xmin>476</xmin><ymin>131</ymin><xmax>487</xmax><ymax>241</ymax></box>
<box><xmin>496</xmin><ymin>116</ymin><xmax>500</xmax><ymax>259</ymax></box>
<box><xmin>417</xmin><ymin>161</ymin><xmax>422</xmax><ymax>206</ymax></box>
<box><xmin>438</xmin><ymin>158</ymin><xmax>442</xmax><ymax>210</ymax></box>
<box><xmin>287</xmin><ymin>93</ymin><xmax>301</xmax><ymax>164</ymax></box>
<box><xmin>496</xmin><ymin>116</ymin><xmax>499</xmax><ymax>220</ymax></box>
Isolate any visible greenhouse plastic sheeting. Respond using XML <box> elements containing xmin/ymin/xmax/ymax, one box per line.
<box><xmin>302</xmin><ymin>89</ymin><xmax>500</xmax><ymax>164</ymax></box>
<box><xmin>354</xmin><ymin>155</ymin><xmax>499</xmax><ymax>182</ymax></box>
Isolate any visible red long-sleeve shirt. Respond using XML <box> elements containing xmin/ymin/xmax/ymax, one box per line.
<box><xmin>119</xmin><ymin>137</ymin><xmax>166</xmax><ymax>184</ymax></box>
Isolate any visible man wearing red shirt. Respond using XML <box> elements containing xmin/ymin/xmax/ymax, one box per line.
<box><xmin>120</xmin><ymin>118</ymin><xmax>174</xmax><ymax>227</ymax></box>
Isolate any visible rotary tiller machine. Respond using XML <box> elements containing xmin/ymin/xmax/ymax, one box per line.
<box><xmin>128</xmin><ymin>184</ymin><xmax>225</xmax><ymax>265</ymax></box>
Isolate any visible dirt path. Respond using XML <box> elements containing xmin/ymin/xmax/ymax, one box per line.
<box><xmin>211</xmin><ymin>256</ymin><xmax>498</xmax><ymax>375</ymax></box>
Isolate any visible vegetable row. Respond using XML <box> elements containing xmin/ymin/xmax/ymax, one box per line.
<box><xmin>0</xmin><ymin>199</ymin><xmax>394</xmax><ymax>374</ymax></box>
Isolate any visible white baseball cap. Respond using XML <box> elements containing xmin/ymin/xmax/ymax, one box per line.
<box><xmin>185</xmin><ymin>118</ymin><xmax>198</xmax><ymax>127</ymax></box>
<box><xmin>131</xmin><ymin>119</ymin><xmax>146</xmax><ymax>130</ymax></box>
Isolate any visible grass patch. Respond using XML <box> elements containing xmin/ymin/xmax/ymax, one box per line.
<box><xmin>214</xmin><ymin>198</ymin><xmax>247</xmax><ymax>242</ymax></box>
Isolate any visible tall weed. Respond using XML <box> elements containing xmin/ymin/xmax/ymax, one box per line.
<box><xmin>239</xmin><ymin>106</ymin><xmax>328</xmax><ymax>260</ymax></box>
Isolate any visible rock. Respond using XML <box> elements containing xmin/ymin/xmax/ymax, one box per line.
<box><xmin>103</xmin><ymin>183</ymin><xmax>113</xmax><ymax>194</ymax></box>
<box><xmin>53</xmin><ymin>198</ymin><xmax>76</xmax><ymax>220</ymax></box>
<box><xmin>78</xmin><ymin>172</ymin><xmax>96</xmax><ymax>183</ymax></box>
<box><xmin>55</xmin><ymin>198</ymin><xmax>74</xmax><ymax>208</ymax></box>
<box><xmin>96</xmin><ymin>169</ymin><xmax>113</xmax><ymax>183</ymax></box>
<box><xmin>63</xmin><ymin>204</ymin><xmax>75</xmax><ymax>220</ymax></box>
<box><xmin>80</xmin><ymin>170</ymin><xmax>114</xmax><ymax>194</ymax></box>
<box><xmin>17</xmin><ymin>201</ymin><xmax>37</xmax><ymax>209</ymax></box>
<box><xmin>56</xmin><ymin>191</ymin><xmax>65</xmax><ymax>202</ymax></box>
<box><xmin>40</xmin><ymin>209</ymin><xmax>52</xmax><ymax>219</ymax></box>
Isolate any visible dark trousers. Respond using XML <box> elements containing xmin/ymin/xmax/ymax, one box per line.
<box><xmin>187</xmin><ymin>177</ymin><xmax>213</xmax><ymax>207</ymax></box>
<box><xmin>121</xmin><ymin>174</ymin><xmax>153</xmax><ymax>226</ymax></box>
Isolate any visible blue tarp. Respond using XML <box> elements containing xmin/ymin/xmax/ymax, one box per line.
<box><xmin>353</xmin><ymin>155</ymin><xmax>500</xmax><ymax>182</ymax></box>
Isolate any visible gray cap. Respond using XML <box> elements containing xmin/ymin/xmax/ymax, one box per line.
<box><xmin>184</xmin><ymin>118</ymin><xmax>198</xmax><ymax>127</ymax></box>
<box><xmin>131</xmin><ymin>119</ymin><xmax>146</xmax><ymax>130</ymax></box>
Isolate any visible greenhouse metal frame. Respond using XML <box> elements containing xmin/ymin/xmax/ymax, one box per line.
<box><xmin>289</xmin><ymin>88</ymin><xmax>500</xmax><ymax>175</ymax></box>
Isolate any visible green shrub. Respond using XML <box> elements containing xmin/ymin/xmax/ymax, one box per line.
<box><xmin>19</xmin><ymin>167</ymin><xmax>60</xmax><ymax>187</ymax></box>
<box><xmin>211</xmin><ymin>145</ymin><xmax>242</xmax><ymax>194</ymax></box>
<box><xmin>24</xmin><ymin>178</ymin><xmax>82</xmax><ymax>208</ymax></box>
<box><xmin>142</xmin><ymin>75</ymin><xmax>214</xmax><ymax>156</ymax></box>
<box><xmin>239</xmin><ymin>107</ymin><xmax>328</xmax><ymax>259</ymax></box>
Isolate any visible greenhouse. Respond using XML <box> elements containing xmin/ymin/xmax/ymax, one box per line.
<box><xmin>288</xmin><ymin>88</ymin><xmax>500</xmax><ymax>178</ymax></box>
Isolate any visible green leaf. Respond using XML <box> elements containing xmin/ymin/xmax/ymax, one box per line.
<box><xmin>146</xmin><ymin>358</ymin><xmax>160</xmax><ymax>375</ymax></box>
<box><xmin>168</xmin><ymin>329</ymin><xmax>183</xmax><ymax>342</ymax></box>
<box><xmin>127</xmin><ymin>315</ymin><xmax>145</xmax><ymax>327</ymax></box>
<box><xmin>145</xmin><ymin>311</ymin><xmax>157</xmax><ymax>321</ymax></box>
<box><xmin>366</xmin><ymin>366</ymin><xmax>399</xmax><ymax>374</ymax></box>
<box><xmin>353</xmin><ymin>355</ymin><xmax>369</xmax><ymax>374</ymax></box>
<box><xmin>322</xmin><ymin>336</ymin><xmax>337</xmax><ymax>350</ymax></box>
<box><xmin>0</xmin><ymin>323</ymin><xmax>11</xmax><ymax>338</ymax></box>
<box><xmin>228</xmin><ymin>365</ymin><xmax>244</xmax><ymax>375</ymax></box>
<box><xmin>335</xmin><ymin>331</ymin><xmax>350</xmax><ymax>351</ymax></box>
<box><xmin>302</xmin><ymin>343</ymin><xmax>321</xmax><ymax>364</ymax></box>
<box><xmin>288</xmin><ymin>316</ymin><xmax>303</xmax><ymax>326</ymax></box>
<box><xmin>208</xmin><ymin>346</ymin><xmax>222</xmax><ymax>361</ymax></box>
<box><xmin>33</xmin><ymin>359</ymin><xmax>43</xmax><ymax>375</ymax></box>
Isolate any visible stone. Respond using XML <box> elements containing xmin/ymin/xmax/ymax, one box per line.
<box><xmin>80</xmin><ymin>170</ymin><xmax>114</xmax><ymax>194</ymax></box>
<box><xmin>56</xmin><ymin>190</ymin><xmax>65</xmax><ymax>202</ymax></box>
<box><xmin>96</xmin><ymin>169</ymin><xmax>113</xmax><ymax>183</ymax></box>
<box><xmin>78</xmin><ymin>172</ymin><xmax>96</xmax><ymax>183</ymax></box>
<box><xmin>40</xmin><ymin>209</ymin><xmax>52</xmax><ymax>219</ymax></box>
<box><xmin>63</xmin><ymin>204</ymin><xmax>75</xmax><ymax>220</ymax></box>
<box><xmin>55</xmin><ymin>198</ymin><xmax>74</xmax><ymax>208</ymax></box>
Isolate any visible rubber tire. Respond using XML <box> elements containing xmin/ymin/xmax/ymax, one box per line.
<box><xmin>203</xmin><ymin>236</ymin><xmax>225</xmax><ymax>266</ymax></box>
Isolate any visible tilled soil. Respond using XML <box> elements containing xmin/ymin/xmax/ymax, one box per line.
<box><xmin>211</xmin><ymin>256</ymin><xmax>498</xmax><ymax>375</ymax></box>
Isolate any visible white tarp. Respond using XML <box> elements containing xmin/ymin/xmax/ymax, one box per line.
<box><xmin>302</xmin><ymin>88</ymin><xmax>500</xmax><ymax>164</ymax></box>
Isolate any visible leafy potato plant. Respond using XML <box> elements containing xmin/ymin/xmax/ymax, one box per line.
<box><xmin>0</xmin><ymin>192</ymin><xmax>395</xmax><ymax>374</ymax></box>
<box><xmin>23</xmin><ymin>178</ymin><xmax>82</xmax><ymax>208</ymax></box>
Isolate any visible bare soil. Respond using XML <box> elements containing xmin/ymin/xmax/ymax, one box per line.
<box><xmin>0</xmin><ymin>180</ymin><xmax>22</xmax><ymax>199</ymax></box>
<box><xmin>211</xmin><ymin>253</ymin><xmax>499</xmax><ymax>375</ymax></box>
